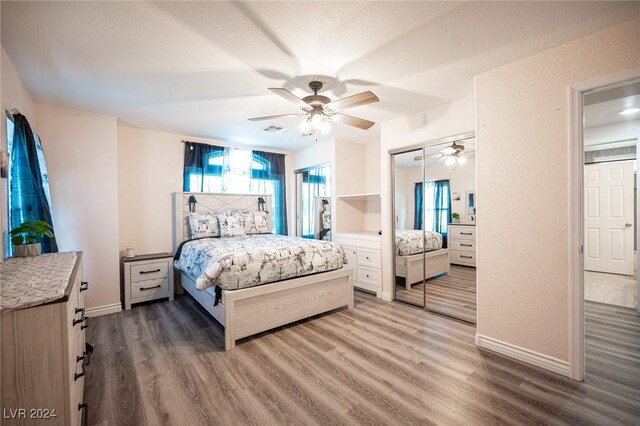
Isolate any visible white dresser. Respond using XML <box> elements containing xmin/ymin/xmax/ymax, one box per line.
<box><xmin>335</xmin><ymin>232</ymin><xmax>382</xmax><ymax>297</ymax></box>
<box><xmin>1</xmin><ymin>252</ymin><xmax>89</xmax><ymax>426</ymax></box>
<box><xmin>448</xmin><ymin>224</ymin><xmax>476</xmax><ymax>267</ymax></box>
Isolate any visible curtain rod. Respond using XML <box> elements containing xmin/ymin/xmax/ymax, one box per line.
<box><xmin>180</xmin><ymin>140</ymin><xmax>289</xmax><ymax>155</ymax></box>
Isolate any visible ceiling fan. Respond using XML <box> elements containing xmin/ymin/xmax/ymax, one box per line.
<box><xmin>248</xmin><ymin>80</ymin><xmax>379</xmax><ymax>135</ymax></box>
<box><xmin>415</xmin><ymin>141</ymin><xmax>473</xmax><ymax>166</ymax></box>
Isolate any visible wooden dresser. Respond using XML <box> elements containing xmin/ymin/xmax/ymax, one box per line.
<box><xmin>448</xmin><ymin>224</ymin><xmax>477</xmax><ymax>267</ymax></box>
<box><xmin>335</xmin><ymin>232</ymin><xmax>382</xmax><ymax>297</ymax></box>
<box><xmin>1</xmin><ymin>252</ymin><xmax>90</xmax><ymax>425</ymax></box>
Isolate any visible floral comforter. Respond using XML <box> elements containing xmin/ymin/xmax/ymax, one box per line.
<box><xmin>395</xmin><ymin>230</ymin><xmax>443</xmax><ymax>256</ymax></box>
<box><xmin>174</xmin><ymin>234</ymin><xmax>347</xmax><ymax>291</ymax></box>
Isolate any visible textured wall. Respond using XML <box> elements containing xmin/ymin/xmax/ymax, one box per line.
<box><xmin>37</xmin><ymin>104</ymin><xmax>120</xmax><ymax>309</ymax></box>
<box><xmin>475</xmin><ymin>17</ymin><xmax>640</xmax><ymax>360</ymax></box>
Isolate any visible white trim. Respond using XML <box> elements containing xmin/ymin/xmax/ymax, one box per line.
<box><xmin>475</xmin><ymin>334</ymin><xmax>570</xmax><ymax>377</ymax></box>
<box><xmin>86</xmin><ymin>303</ymin><xmax>122</xmax><ymax>317</ymax></box>
<box><xmin>380</xmin><ymin>291</ymin><xmax>393</xmax><ymax>302</ymax></box>
<box><xmin>568</xmin><ymin>67</ymin><xmax>640</xmax><ymax>382</ymax></box>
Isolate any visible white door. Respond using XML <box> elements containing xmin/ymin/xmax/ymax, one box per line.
<box><xmin>585</xmin><ymin>161</ymin><xmax>635</xmax><ymax>275</ymax></box>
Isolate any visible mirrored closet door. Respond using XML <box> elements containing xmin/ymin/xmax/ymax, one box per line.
<box><xmin>392</xmin><ymin>134</ymin><xmax>477</xmax><ymax>323</ymax></box>
<box><xmin>295</xmin><ymin>164</ymin><xmax>332</xmax><ymax>240</ymax></box>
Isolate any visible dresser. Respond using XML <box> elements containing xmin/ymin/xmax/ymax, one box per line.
<box><xmin>335</xmin><ymin>232</ymin><xmax>382</xmax><ymax>297</ymax></box>
<box><xmin>448</xmin><ymin>224</ymin><xmax>476</xmax><ymax>267</ymax></box>
<box><xmin>122</xmin><ymin>253</ymin><xmax>174</xmax><ymax>310</ymax></box>
<box><xmin>1</xmin><ymin>252</ymin><xmax>89</xmax><ymax>426</ymax></box>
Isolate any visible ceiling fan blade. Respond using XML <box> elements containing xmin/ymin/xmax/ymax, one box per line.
<box><xmin>329</xmin><ymin>113</ymin><xmax>375</xmax><ymax>130</ymax></box>
<box><xmin>324</xmin><ymin>91</ymin><xmax>379</xmax><ymax>111</ymax></box>
<box><xmin>269</xmin><ymin>88</ymin><xmax>312</xmax><ymax>110</ymax></box>
<box><xmin>248</xmin><ymin>113</ymin><xmax>306</xmax><ymax>121</ymax></box>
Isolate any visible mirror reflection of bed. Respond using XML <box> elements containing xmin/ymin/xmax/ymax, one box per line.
<box><xmin>392</xmin><ymin>136</ymin><xmax>477</xmax><ymax>323</ymax></box>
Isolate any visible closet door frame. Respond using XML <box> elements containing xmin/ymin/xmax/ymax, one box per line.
<box><xmin>390</xmin><ymin>131</ymin><xmax>476</xmax><ymax>311</ymax></box>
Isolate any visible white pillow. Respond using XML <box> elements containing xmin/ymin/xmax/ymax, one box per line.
<box><xmin>187</xmin><ymin>212</ymin><xmax>220</xmax><ymax>239</ymax></box>
<box><xmin>235</xmin><ymin>211</ymin><xmax>270</xmax><ymax>234</ymax></box>
<box><xmin>217</xmin><ymin>215</ymin><xmax>245</xmax><ymax>237</ymax></box>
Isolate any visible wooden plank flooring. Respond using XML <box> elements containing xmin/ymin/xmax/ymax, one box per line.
<box><xmin>395</xmin><ymin>265</ymin><xmax>477</xmax><ymax>322</ymax></box>
<box><xmin>85</xmin><ymin>293</ymin><xmax>640</xmax><ymax>425</ymax></box>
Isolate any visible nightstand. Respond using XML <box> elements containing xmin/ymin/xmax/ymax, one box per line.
<box><xmin>122</xmin><ymin>252</ymin><xmax>174</xmax><ymax>310</ymax></box>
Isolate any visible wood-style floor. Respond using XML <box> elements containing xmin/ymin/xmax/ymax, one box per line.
<box><xmin>395</xmin><ymin>265</ymin><xmax>477</xmax><ymax>322</ymax></box>
<box><xmin>85</xmin><ymin>293</ymin><xmax>640</xmax><ymax>425</ymax></box>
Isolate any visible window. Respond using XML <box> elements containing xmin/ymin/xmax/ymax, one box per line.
<box><xmin>184</xmin><ymin>144</ymin><xmax>287</xmax><ymax>235</ymax></box>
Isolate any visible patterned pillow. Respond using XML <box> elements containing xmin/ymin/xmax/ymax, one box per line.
<box><xmin>217</xmin><ymin>215</ymin><xmax>245</xmax><ymax>237</ymax></box>
<box><xmin>234</xmin><ymin>211</ymin><xmax>270</xmax><ymax>234</ymax></box>
<box><xmin>187</xmin><ymin>212</ymin><xmax>220</xmax><ymax>239</ymax></box>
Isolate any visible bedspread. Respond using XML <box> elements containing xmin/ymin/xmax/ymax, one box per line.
<box><xmin>174</xmin><ymin>234</ymin><xmax>347</xmax><ymax>291</ymax></box>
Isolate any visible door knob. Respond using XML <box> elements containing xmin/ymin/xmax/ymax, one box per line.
<box><xmin>625</xmin><ymin>223</ymin><xmax>632</xmax><ymax>228</ymax></box>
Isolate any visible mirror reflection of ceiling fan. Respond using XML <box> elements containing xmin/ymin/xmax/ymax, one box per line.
<box><xmin>414</xmin><ymin>141</ymin><xmax>475</xmax><ymax>166</ymax></box>
<box><xmin>248</xmin><ymin>81</ymin><xmax>379</xmax><ymax>136</ymax></box>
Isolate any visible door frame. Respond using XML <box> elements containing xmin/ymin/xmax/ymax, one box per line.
<box><xmin>569</xmin><ymin>67</ymin><xmax>640</xmax><ymax>382</ymax></box>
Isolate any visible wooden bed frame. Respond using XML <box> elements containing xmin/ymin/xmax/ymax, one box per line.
<box><xmin>173</xmin><ymin>192</ymin><xmax>354</xmax><ymax>350</ymax></box>
<box><xmin>396</xmin><ymin>249</ymin><xmax>450</xmax><ymax>290</ymax></box>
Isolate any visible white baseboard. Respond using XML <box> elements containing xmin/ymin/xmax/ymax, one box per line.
<box><xmin>380</xmin><ymin>291</ymin><xmax>393</xmax><ymax>302</ymax></box>
<box><xmin>86</xmin><ymin>303</ymin><xmax>122</xmax><ymax>317</ymax></box>
<box><xmin>475</xmin><ymin>334</ymin><xmax>570</xmax><ymax>377</ymax></box>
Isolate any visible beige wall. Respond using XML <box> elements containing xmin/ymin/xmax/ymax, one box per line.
<box><xmin>1</xmin><ymin>47</ymin><xmax>37</xmax><ymax>259</ymax></box>
<box><xmin>475</xmin><ymin>17</ymin><xmax>640</xmax><ymax>361</ymax></box>
<box><xmin>117</xmin><ymin>125</ymin><xmax>294</xmax><ymax>254</ymax></box>
<box><xmin>380</xmin><ymin>95</ymin><xmax>476</xmax><ymax>299</ymax></box>
<box><xmin>36</xmin><ymin>104</ymin><xmax>120</xmax><ymax>309</ymax></box>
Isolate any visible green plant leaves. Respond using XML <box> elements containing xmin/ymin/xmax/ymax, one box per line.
<box><xmin>9</xmin><ymin>220</ymin><xmax>55</xmax><ymax>246</ymax></box>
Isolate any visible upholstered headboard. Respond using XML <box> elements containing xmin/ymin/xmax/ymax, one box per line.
<box><xmin>173</xmin><ymin>192</ymin><xmax>272</xmax><ymax>252</ymax></box>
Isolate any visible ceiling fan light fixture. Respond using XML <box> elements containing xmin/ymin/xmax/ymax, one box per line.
<box><xmin>311</xmin><ymin>112</ymin><xmax>326</xmax><ymax>130</ymax></box>
<box><xmin>440</xmin><ymin>146</ymin><xmax>456</xmax><ymax>155</ymax></box>
<box><xmin>445</xmin><ymin>156</ymin><xmax>456</xmax><ymax>167</ymax></box>
<box><xmin>457</xmin><ymin>155</ymin><xmax>467</xmax><ymax>165</ymax></box>
<box><xmin>298</xmin><ymin>118</ymin><xmax>312</xmax><ymax>134</ymax></box>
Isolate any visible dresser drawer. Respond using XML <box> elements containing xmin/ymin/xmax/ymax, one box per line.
<box><xmin>449</xmin><ymin>226</ymin><xmax>476</xmax><ymax>240</ymax></box>
<box><xmin>357</xmin><ymin>265</ymin><xmax>381</xmax><ymax>286</ymax></box>
<box><xmin>450</xmin><ymin>239</ymin><xmax>476</xmax><ymax>252</ymax></box>
<box><xmin>130</xmin><ymin>261</ymin><xmax>169</xmax><ymax>283</ymax></box>
<box><xmin>450</xmin><ymin>250</ymin><xmax>476</xmax><ymax>266</ymax></box>
<box><xmin>131</xmin><ymin>277</ymin><xmax>169</xmax><ymax>301</ymax></box>
<box><xmin>357</xmin><ymin>248</ymin><xmax>381</xmax><ymax>268</ymax></box>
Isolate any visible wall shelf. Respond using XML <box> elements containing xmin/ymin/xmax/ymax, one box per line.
<box><xmin>336</xmin><ymin>192</ymin><xmax>381</xmax><ymax>201</ymax></box>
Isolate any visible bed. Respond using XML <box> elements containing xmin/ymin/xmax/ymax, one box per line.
<box><xmin>173</xmin><ymin>192</ymin><xmax>354</xmax><ymax>350</ymax></box>
<box><xmin>395</xmin><ymin>230</ymin><xmax>450</xmax><ymax>290</ymax></box>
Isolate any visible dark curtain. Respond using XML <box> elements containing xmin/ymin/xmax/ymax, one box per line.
<box><xmin>10</xmin><ymin>113</ymin><xmax>58</xmax><ymax>253</ymax></box>
<box><xmin>183</xmin><ymin>141</ymin><xmax>224</xmax><ymax>191</ymax></box>
<box><xmin>432</xmin><ymin>179</ymin><xmax>452</xmax><ymax>248</ymax></box>
<box><xmin>414</xmin><ymin>182</ymin><xmax>423</xmax><ymax>230</ymax></box>
<box><xmin>253</xmin><ymin>150</ymin><xmax>288</xmax><ymax>235</ymax></box>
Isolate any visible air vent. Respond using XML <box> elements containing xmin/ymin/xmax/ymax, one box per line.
<box><xmin>262</xmin><ymin>125</ymin><xmax>285</xmax><ymax>133</ymax></box>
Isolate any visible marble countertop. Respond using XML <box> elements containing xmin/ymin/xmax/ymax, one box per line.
<box><xmin>1</xmin><ymin>251</ymin><xmax>78</xmax><ymax>312</ymax></box>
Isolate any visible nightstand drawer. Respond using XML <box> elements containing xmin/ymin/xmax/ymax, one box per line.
<box><xmin>357</xmin><ymin>265</ymin><xmax>381</xmax><ymax>286</ymax></box>
<box><xmin>449</xmin><ymin>226</ymin><xmax>475</xmax><ymax>240</ymax></box>
<box><xmin>450</xmin><ymin>250</ymin><xmax>476</xmax><ymax>266</ymax></box>
<box><xmin>130</xmin><ymin>261</ymin><xmax>169</xmax><ymax>283</ymax></box>
<box><xmin>131</xmin><ymin>277</ymin><xmax>169</xmax><ymax>301</ymax></box>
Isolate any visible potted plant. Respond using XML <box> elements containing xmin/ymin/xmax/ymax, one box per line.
<box><xmin>451</xmin><ymin>212</ymin><xmax>460</xmax><ymax>224</ymax></box>
<box><xmin>9</xmin><ymin>220</ymin><xmax>54</xmax><ymax>257</ymax></box>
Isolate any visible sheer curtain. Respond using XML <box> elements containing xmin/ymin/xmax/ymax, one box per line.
<box><xmin>424</xmin><ymin>179</ymin><xmax>451</xmax><ymax>248</ymax></box>
<box><xmin>9</xmin><ymin>113</ymin><xmax>58</xmax><ymax>254</ymax></box>
<box><xmin>300</xmin><ymin>166</ymin><xmax>330</xmax><ymax>239</ymax></box>
<box><xmin>182</xmin><ymin>142</ymin><xmax>288</xmax><ymax>235</ymax></box>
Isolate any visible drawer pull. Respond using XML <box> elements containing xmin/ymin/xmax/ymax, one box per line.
<box><xmin>139</xmin><ymin>284</ymin><xmax>162</xmax><ymax>291</ymax></box>
<box><xmin>461</xmin><ymin>232</ymin><xmax>473</xmax><ymax>235</ymax></box>
<box><xmin>460</xmin><ymin>255</ymin><xmax>473</xmax><ymax>259</ymax></box>
<box><xmin>78</xmin><ymin>403</ymin><xmax>88</xmax><ymax>426</ymax></box>
<box><xmin>80</xmin><ymin>281</ymin><xmax>89</xmax><ymax>292</ymax></box>
<box><xmin>73</xmin><ymin>308</ymin><xmax>85</xmax><ymax>326</ymax></box>
<box><xmin>366</xmin><ymin>256</ymin><xmax>370</xmax><ymax>260</ymax></box>
<box><xmin>460</xmin><ymin>244</ymin><xmax>473</xmax><ymax>247</ymax></box>
<box><xmin>81</xmin><ymin>317</ymin><xmax>90</xmax><ymax>330</ymax></box>
<box><xmin>366</xmin><ymin>274</ymin><xmax>370</xmax><ymax>278</ymax></box>
<box><xmin>74</xmin><ymin>366</ymin><xmax>86</xmax><ymax>381</ymax></box>
<box><xmin>139</xmin><ymin>268</ymin><xmax>161</xmax><ymax>275</ymax></box>
<box><xmin>76</xmin><ymin>351</ymin><xmax>90</xmax><ymax>366</ymax></box>
<box><xmin>74</xmin><ymin>350</ymin><xmax>87</xmax><ymax>380</ymax></box>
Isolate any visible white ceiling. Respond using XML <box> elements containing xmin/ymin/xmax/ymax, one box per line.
<box><xmin>394</xmin><ymin>138</ymin><xmax>476</xmax><ymax>168</ymax></box>
<box><xmin>584</xmin><ymin>81</ymin><xmax>640</xmax><ymax>146</ymax></box>
<box><xmin>2</xmin><ymin>1</ymin><xmax>639</xmax><ymax>151</ymax></box>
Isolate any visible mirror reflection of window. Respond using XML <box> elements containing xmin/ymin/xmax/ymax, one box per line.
<box><xmin>297</xmin><ymin>165</ymin><xmax>331</xmax><ymax>240</ymax></box>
